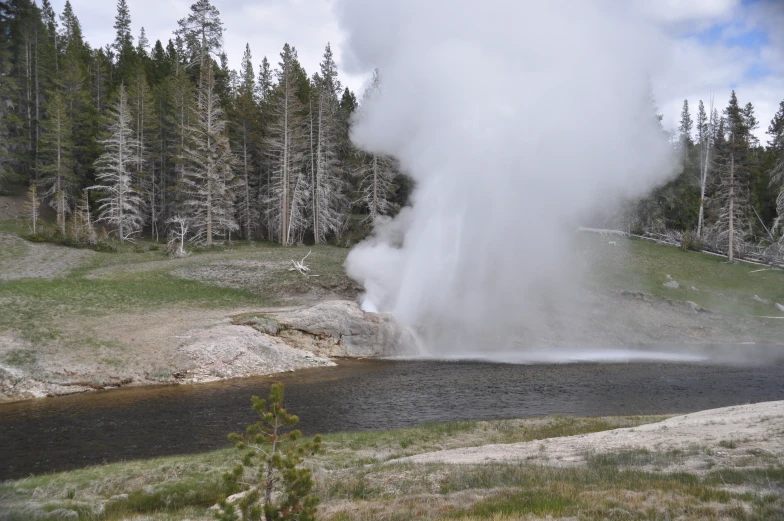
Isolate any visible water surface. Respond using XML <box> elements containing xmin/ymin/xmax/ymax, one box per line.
<box><xmin>1</xmin><ymin>358</ymin><xmax>783</xmax><ymax>480</ymax></box>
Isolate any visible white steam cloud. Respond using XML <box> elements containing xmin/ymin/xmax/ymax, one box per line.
<box><xmin>337</xmin><ymin>0</ymin><xmax>679</xmax><ymax>354</ymax></box>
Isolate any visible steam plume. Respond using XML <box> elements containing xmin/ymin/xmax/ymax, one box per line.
<box><xmin>337</xmin><ymin>0</ymin><xmax>679</xmax><ymax>353</ymax></box>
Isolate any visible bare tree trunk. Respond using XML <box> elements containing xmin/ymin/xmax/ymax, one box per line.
<box><xmin>206</xmin><ymin>79</ymin><xmax>213</xmax><ymax>247</ymax></box>
<box><xmin>34</xmin><ymin>28</ymin><xmax>40</xmax><ymax>183</ymax></box>
<box><xmin>310</xmin><ymin>97</ymin><xmax>318</xmax><ymax>244</ymax></box>
<box><xmin>697</xmin><ymin>97</ymin><xmax>714</xmax><ymax>239</ymax></box>
<box><xmin>56</xmin><ymin>117</ymin><xmax>65</xmax><ymax>235</ymax></box>
<box><xmin>243</xmin><ymin>134</ymin><xmax>250</xmax><ymax>240</ymax></box>
<box><xmin>281</xmin><ymin>73</ymin><xmax>290</xmax><ymax>245</ymax></box>
<box><xmin>728</xmin><ymin>145</ymin><xmax>735</xmax><ymax>263</ymax></box>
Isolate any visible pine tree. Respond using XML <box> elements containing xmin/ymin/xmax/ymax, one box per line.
<box><xmin>768</xmin><ymin>100</ymin><xmax>784</xmax><ymax>237</ymax></box>
<box><xmin>0</xmin><ymin>0</ymin><xmax>14</xmax><ymax>189</ymax></box>
<box><xmin>127</xmin><ymin>62</ymin><xmax>157</xmax><ymax>236</ymax></box>
<box><xmin>112</xmin><ymin>0</ymin><xmax>135</xmax><ymax>83</ymax></box>
<box><xmin>136</xmin><ymin>27</ymin><xmax>149</xmax><ymax>58</ymax></box>
<box><xmin>678</xmin><ymin>99</ymin><xmax>693</xmax><ymax>147</ymax></box>
<box><xmin>176</xmin><ymin>0</ymin><xmax>223</xmax><ymax>83</ymax></box>
<box><xmin>181</xmin><ymin>59</ymin><xmax>236</xmax><ymax>246</ymax></box>
<box><xmin>170</xmin><ymin>68</ymin><xmax>195</xmax><ymax>212</ymax></box>
<box><xmin>112</xmin><ymin>0</ymin><xmax>132</xmax><ymax>54</ymax></box>
<box><xmin>59</xmin><ymin>40</ymin><xmax>99</xmax><ymax>186</ymax></box>
<box><xmin>265</xmin><ymin>44</ymin><xmax>309</xmax><ymax>245</ymax></box>
<box><xmin>91</xmin><ymin>84</ymin><xmax>144</xmax><ymax>242</ymax></box>
<box><xmin>354</xmin><ymin>69</ymin><xmax>398</xmax><ymax>225</ymax></box>
<box><xmin>38</xmin><ymin>91</ymin><xmax>75</xmax><ymax>235</ymax></box>
<box><xmin>743</xmin><ymin>102</ymin><xmax>759</xmax><ymax>148</ymax></box>
<box><xmin>91</xmin><ymin>48</ymin><xmax>110</xmax><ymax>112</ymax></box>
<box><xmin>713</xmin><ymin>91</ymin><xmax>750</xmax><ymax>261</ymax></box>
<box><xmin>58</xmin><ymin>0</ymin><xmax>83</xmax><ymax>50</ymax></box>
<box><xmin>230</xmin><ymin>43</ymin><xmax>259</xmax><ymax>240</ymax></box>
<box><xmin>217</xmin><ymin>383</ymin><xmax>321</xmax><ymax>521</ymax></box>
<box><xmin>310</xmin><ymin>43</ymin><xmax>347</xmax><ymax>244</ymax></box>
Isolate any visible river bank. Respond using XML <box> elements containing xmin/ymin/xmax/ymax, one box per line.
<box><xmin>2</xmin><ymin>401</ymin><xmax>782</xmax><ymax>520</ymax></box>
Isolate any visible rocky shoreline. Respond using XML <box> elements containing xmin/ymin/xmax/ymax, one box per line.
<box><xmin>0</xmin><ymin>300</ymin><xmax>417</xmax><ymax>403</ymax></box>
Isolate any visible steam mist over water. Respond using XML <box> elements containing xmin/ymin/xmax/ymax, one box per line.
<box><xmin>337</xmin><ymin>1</ymin><xmax>680</xmax><ymax>355</ymax></box>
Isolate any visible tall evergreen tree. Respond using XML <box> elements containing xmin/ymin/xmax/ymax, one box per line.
<box><xmin>38</xmin><ymin>92</ymin><xmax>74</xmax><ymax>234</ymax></box>
<box><xmin>309</xmin><ymin>43</ymin><xmax>347</xmax><ymax>243</ymax></box>
<box><xmin>230</xmin><ymin>43</ymin><xmax>259</xmax><ymax>240</ymax></box>
<box><xmin>176</xmin><ymin>0</ymin><xmax>223</xmax><ymax>84</ymax></box>
<box><xmin>58</xmin><ymin>0</ymin><xmax>83</xmax><ymax>50</ymax></box>
<box><xmin>112</xmin><ymin>0</ymin><xmax>135</xmax><ymax>83</ymax></box>
<box><xmin>127</xmin><ymin>62</ymin><xmax>157</xmax><ymax>235</ymax></box>
<box><xmin>743</xmin><ymin>102</ymin><xmax>759</xmax><ymax>148</ymax></box>
<box><xmin>768</xmin><ymin>100</ymin><xmax>784</xmax><ymax>237</ymax></box>
<box><xmin>678</xmin><ymin>99</ymin><xmax>693</xmax><ymax>147</ymax></box>
<box><xmin>265</xmin><ymin>43</ymin><xmax>309</xmax><ymax>245</ymax></box>
<box><xmin>112</xmin><ymin>0</ymin><xmax>132</xmax><ymax>54</ymax></box>
<box><xmin>181</xmin><ymin>59</ymin><xmax>236</xmax><ymax>246</ymax></box>
<box><xmin>713</xmin><ymin>90</ymin><xmax>750</xmax><ymax>261</ymax></box>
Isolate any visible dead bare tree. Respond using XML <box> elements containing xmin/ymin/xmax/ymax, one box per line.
<box><xmin>91</xmin><ymin>85</ymin><xmax>145</xmax><ymax>242</ymax></box>
<box><xmin>166</xmin><ymin>215</ymin><xmax>189</xmax><ymax>257</ymax></box>
<box><xmin>289</xmin><ymin>250</ymin><xmax>317</xmax><ymax>276</ymax></box>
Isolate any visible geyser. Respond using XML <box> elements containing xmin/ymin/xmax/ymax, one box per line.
<box><xmin>337</xmin><ymin>0</ymin><xmax>679</xmax><ymax>354</ymax></box>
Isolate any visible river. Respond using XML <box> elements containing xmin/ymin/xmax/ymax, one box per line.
<box><xmin>2</xmin><ymin>357</ymin><xmax>784</xmax><ymax>480</ymax></box>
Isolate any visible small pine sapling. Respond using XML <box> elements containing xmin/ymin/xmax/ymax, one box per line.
<box><xmin>216</xmin><ymin>383</ymin><xmax>321</xmax><ymax>521</ymax></box>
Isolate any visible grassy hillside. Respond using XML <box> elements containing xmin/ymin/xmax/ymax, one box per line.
<box><xmin>584</xmin><ymin>235</ymin><xmax>784</xmax><ymax>317</ymax></box>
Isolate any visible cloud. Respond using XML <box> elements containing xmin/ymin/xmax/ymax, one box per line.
<box><xmin>652</xmin><ymin>0</ymin><xmax>783</xmax><ymax>141</ymax></box>
<box><xmin>634</xmin><ymin>0</ymin><xmax>739</xmax><ymax>24</ymax></box>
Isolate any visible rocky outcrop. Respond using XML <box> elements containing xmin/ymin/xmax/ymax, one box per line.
<box><xmin>268</xmin><ymin>300</ymin><xmax>419</xmax><ymax>357</ymax></box>
<box><xmin>175</xmin><ymin>322</ymin><xmax>334</xmax><ymax>383</ymax></box>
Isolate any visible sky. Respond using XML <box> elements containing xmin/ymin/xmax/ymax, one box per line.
<box><xmin>49</xmin><ymin>0</ymin><xmax>783</xmax><ymax>143</ymax></box>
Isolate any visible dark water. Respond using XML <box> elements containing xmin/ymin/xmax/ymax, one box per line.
<box><xmin>2</xmin><ymin>358</ymin><xmax>784</xmax><ymax>481</ymax></box>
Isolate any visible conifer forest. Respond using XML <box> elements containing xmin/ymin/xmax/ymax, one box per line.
<box><xmin>0</xmin><ymin>0</ymin><xmax>411</xmax><ymax>248</ymax></box>
<box><xmin>0</xmin><ymin>0</ymin><xmax>780</xmax><ymax>259</ymax></box>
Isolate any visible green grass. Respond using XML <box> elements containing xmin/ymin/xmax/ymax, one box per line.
<box><xmin>585</xmin><ymin>236</ymin><xmax>784</xmax><ymax>316</ymax></box>
<box><xmin>0</xmin><ymin>237</ymin><xmax>352</xmax><ymax>346</ymax></box>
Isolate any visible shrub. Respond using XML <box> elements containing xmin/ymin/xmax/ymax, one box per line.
<box><xmin>681</xmin><ymin>231</ymin><xmax>703</xmax><ymax>252</ymax></box>
<box><xmin>216</xmin><ymin>383</ymin><xmax>321</xmax><ymax>521</ymax></box>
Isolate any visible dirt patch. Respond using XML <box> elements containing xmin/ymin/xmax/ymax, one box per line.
<box><xmin>402</xmin><ymin>401</ymin><xmax>784</xmax><ymax>473</ymax></box>
<box><xmin>0</xmin><ymin>232</ymin><xmax>93</xmax><ymax>280</ymax></box>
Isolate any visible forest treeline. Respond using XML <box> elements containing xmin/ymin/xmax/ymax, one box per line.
<box><xmin>631</xmin><ymin>92</ymin><xmax>784</xmax><ymax>262</ymax></box>
<box><xmin>0</xmin><ymin>0</ymin><xmax>408</xmax><ymax>247</ymax></box>
<box><xmin>0</xmin><ymin>0</ymin><xmax>783</xmax><ymax>258</ymax></box>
